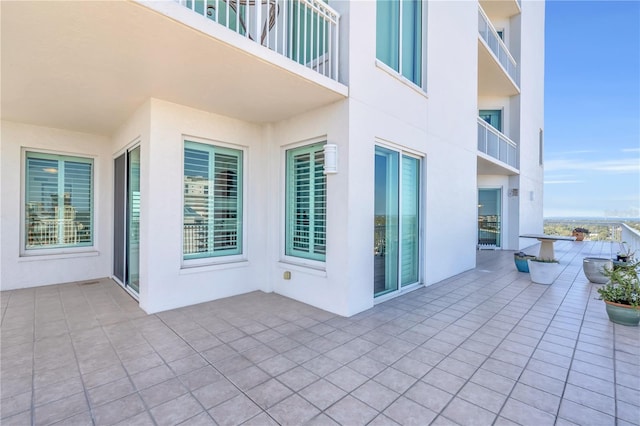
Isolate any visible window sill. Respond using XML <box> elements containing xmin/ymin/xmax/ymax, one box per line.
<box><xmin>375</xmin><ymin>59</ymin><xmax>428</xmax><ymax>99</ymax></box>
<box><xmin>180</xmin><ymin>259</ymin><xmax>250</xmax><ymax>274</ymax></box>
<box><xmin>19</xmin><ymin>250</ymin><xmax>100</xmax><ymax>262</ymax></box>
<box><xmin>277</xmin><ymin>260</ymin><xmax>327</xmax><ymax>277</ymax></box>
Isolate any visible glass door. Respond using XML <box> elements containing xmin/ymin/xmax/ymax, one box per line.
<box><xmin>374</xmin><ymin>147</ymin><xmax>399</xmax><ymax>297</ymax></box>
<box><xmin>478</xmin><ymin>188</ymin><xmax>501</xmax><ymax>248</ymax></box>
<box><xmin>374</xmin><ymin>146</ymin><xmax>421</xmax><ymax>298</ymax></box>
<box><xmin>113</xmin><ymin>146</ymin><xmax>140</xmax><ymax>295</ymax></box>
<box><xmin>127</xmin><ymin>147</ymin><xmax>140</xmax><ymax>293</ymax></box>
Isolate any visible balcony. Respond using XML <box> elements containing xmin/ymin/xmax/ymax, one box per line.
<box><xmin>2</xmin><ymin>240</ymin><xmax>638</xmax><ymax>424</ymax></box>
<box><xmin>477</xmin><ymin>117</ymin><xmax>519</xmax><ymax>174</ymax></box>
<box><xmin>479</xmin><ymin>0</ymin><xmax>521</xmax><ymax>21</ymax></box>
<box><xmin>1</xmin><ymin>1</ymin><xmax>347</xmax><ymax>136</ymax></box>
<box><xmin>478</xmin><ymin>6</ymin><xmax>520</xmax><ymax>97</ymax></box>
<box><xmin>175</xmin><ymin>0</ymin><xmax>340</xmax><ymax>82</ymax></box>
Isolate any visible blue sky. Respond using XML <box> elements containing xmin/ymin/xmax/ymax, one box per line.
<box><xmin>544</xmin><ymin>0</ymin><xmax>640</xmax><ymax>218</ymax></box>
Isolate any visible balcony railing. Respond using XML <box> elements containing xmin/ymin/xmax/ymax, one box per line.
<box><xmin>176</xmin><ymin>0</ymin><xmax>340</xmax><ymax>81</ymax></box>
<box><xmin>478</xmin><ymin>6</ymin><xmax>519</xmax><ymax>86</ymax></box>
<box><xmin>477</xmin><ymin>117</ymin><xmax>518</xmax><ymax>169</ymax></box>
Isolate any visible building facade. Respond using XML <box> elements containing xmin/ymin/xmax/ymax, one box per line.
<box><xmin>0</xmin><ymin>0</ymin><xmax>545</xmax><ymax>316</ymax></box>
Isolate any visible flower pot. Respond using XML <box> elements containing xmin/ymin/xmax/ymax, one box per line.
<box><xmin>604</xmin><ymin>301</ymin><xmax>640</xmax><ymax>326</ymax></box>
<box><xmin>583</xmin><ymin>257</ymin><xmax>612</xmax><ymax>284</ymax></box>
<box><xmin>572</xmin><ymin>231</ymin><xmax>585</xmax><ymax>241</ymax></box>
<box><xmin>527</xmin><ymin>260</ymin><xmax>561</xmax><ymax>285</ymax></box>
<box><xmin>514</xmin><ymin>253</ymin><xmax>535</xmax><ymax>273</ymax></box>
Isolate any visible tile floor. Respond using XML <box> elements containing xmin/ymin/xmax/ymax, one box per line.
<box><xmin>1</xmin><ymin>241</ymin><xmax>639</xmax><ymax>425</ymax></box>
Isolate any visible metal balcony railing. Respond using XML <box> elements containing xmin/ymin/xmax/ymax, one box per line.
<box><xmin>477</xmin><ymin>117</ymin><xmax>518</xmax><ymax>169</ymax></box>
<box><xmin>176</xmin><ymin>0</ymin><xmax>340</xmax><ymax>81</ymax></box>
<box><xmin>478</xmin><ymin>6</ymin><xmax>519</xmax><ymax>86</ymax></box>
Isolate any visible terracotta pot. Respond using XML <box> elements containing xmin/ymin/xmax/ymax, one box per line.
<box><xmin>572</xmin><ymin>231</ymin><xmax>585</xmax><ymax>241</ymax></box>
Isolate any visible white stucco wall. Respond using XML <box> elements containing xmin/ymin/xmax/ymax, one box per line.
<box><xmin>343</xmin><ymin>0</ymin><xmax>479</xmax><ymax>292</ymax></box>
<box><xmin>269</xmin><ymin>101</ymin><xmax>352</xmax><ymax>316</ymax></box>
<box><xmin>0</xmin><ymin>121</ymin><xmax>112</xmax><ymax>290</ymax></box>
<box><xmin>517</xmin><ymin>0</ymin><xmax>545</xmax><ymax>245</ymax></box>
<box><xmin>131</xmin><ymin>99</ymin><xmax>266</xmax><ymax>313</ymax></box>
<box><xmin>0</xmin><ymin>0</ymin><xmax>545</xmax><ymax>317</ymax></box>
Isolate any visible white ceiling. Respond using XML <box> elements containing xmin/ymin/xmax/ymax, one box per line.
<box><xmin>477</xmin><ymin>154</ymin><xmax>519</xmax><ymax>176</ymax></box>
<box><xmin>1</xmin><ymin>1</ymin><xmax>347</xmax><ymax>136</ymax></box>
<box><xmin>477</xmin><ymin>40</ymin><xmax>520</xmax><ymax>98</ymax></box>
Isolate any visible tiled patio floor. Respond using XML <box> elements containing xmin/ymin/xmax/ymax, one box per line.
<box><xmin>1</xmin><ymin>241</ymin><xmax>639</xmax><ymax>426</ymax></box>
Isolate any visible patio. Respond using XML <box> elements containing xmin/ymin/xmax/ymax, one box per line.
<box><xmin>1</xmin><ymin>241</ymin><xmax>638</xmax><ymax>425</ymax></box>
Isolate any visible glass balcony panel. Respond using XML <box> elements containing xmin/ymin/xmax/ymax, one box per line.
<box><xmin>477</xmin><ymin>117</ymin><xmax>518</xmax><ymax>170</ymax></box>
<box><xmin>478</xmin><ymin>6</ymin><xmax>519</xmax><ymax>86</ymax></box>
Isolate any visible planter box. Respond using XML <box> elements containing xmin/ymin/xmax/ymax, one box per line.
<box><xmin>528</xmin><ymin>260</ymin><xmax>561</xmax><ymax>285</ymax></box>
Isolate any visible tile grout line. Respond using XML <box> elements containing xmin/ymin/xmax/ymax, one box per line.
<box><xmin>154</xmin><ymin>310</ymin><xmax>287</xmax><ymax>425</ymax></box>
<box><xmin>30</xmin><ymin>288</ymin><xmax>36</xmax><ymax>426</ymax></box>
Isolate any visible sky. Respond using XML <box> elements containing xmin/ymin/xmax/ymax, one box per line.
<box><xmin>543</xmin><ymin>0</ymin><xmax>640</xmax><ymax>218</ymax></box>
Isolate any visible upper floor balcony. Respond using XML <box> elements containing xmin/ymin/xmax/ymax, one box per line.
<box><xmin>1</xmin><ymin>0</ymin><xmax>347</xmax><ymax>136</ymax></box>
<box><xmin>174</xmin><ymin>0</ymin><xmax>340</xmax><ymax>82</ymax></box>
<box><xmin>478</xmin><ymin>6</ymin><xmax>520</xmax><ymax>97</ymax></box>
<box><xmin>479</xmin><ymin>0</ymin><xmax>521</xmax><ymax>21</ymax></box>
<box><xmin>477</xmin><ymin>117</ymin><xmax>519</xmax><ymax>175</ymax></box>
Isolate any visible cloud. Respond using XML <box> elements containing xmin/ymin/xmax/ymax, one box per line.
<box><xmin>545</xmin><ymin>158</ymin><xmax>640</xmax><ymax>174</ymax></box>
<box><xmin>622</xmin><ymin>147</ymin><xmax>640</xmax><ymax>153</ymax></box>
<box><xmin>544</xmin><ymin>180</ymin><xmax>584</xmax><ymax>184</ymax></box>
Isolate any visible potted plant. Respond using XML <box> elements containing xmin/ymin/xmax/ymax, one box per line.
<box><xmin>597</xmin><ymin>260</ymin><xmax>639</xmax><ymax>326</ymax></box>
<box><xmin>616</xmin><ymin>241</ymin><xmax>635</xmax><ymax>263</ymax></box>
<box><xmin>527</xmin><ymin>257</ymin><xmax>561</xmax><ymax>285</ymax></box>
<box><xmin>514</xmin><ymin>252</ymin><xmax>536</xmax><ymax>273</ymax></box>
<box><xmin>583</xmin><ymin>257</ymin><xmax>613</xmax><ymax>283</ymax></box>
<box><xmin>571</xmin><ymin>227</ymin><xmax>589</xmax><ymax>241</ymax></box>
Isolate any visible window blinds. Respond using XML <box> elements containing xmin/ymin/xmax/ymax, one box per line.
<box><xmin>286</xmin><ymin>143</ymin><xmax>326</xmax><ymax>261</ymax></box>
<box><xmin>184</xmin><ymin>141</ymin><xmax>243</xmax><ymax>259</ymax></box>
<box><xmin>25</xmin><ymin>152</ymin><xmax>93</xmax><ymax>249</ymax></box>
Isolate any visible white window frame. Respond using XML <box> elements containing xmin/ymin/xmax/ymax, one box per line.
<box><xmin>375</xmin><ymin>0</ymin><xmax>428</xmax><ymax>92</ymax></box>
<box><xmin>373</xmin><ymin>139</ymin><xmax>425</xmax><ymax>304</ymax></box>
<box><xmin>281</xmin><ymin>138</ymin><xmax>328</xmax><ymax>269</ymax></box>
<box><xmin>20</xmin><ymin>148</ymin><xmax>97</xmax><ymax>257</ymax></box>
<box><xmin>181</xmin><ymin>136</ymin><xmax>248</xmax><ymax>268</ymax></box>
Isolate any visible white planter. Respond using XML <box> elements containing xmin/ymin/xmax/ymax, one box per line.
<box><xmin>527</xmin><ymin>260</ymin><xmax>561</xmax><ymax>285</ymax></box>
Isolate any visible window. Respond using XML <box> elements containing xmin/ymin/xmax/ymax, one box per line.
<box><xmin>25</xmin><ymin>152</ymin><xmax>93</xmax><ymax>250</ymax></box>
<box><xmin>285</xmin><ymin>143</ymin><xmax>326</xmax><ymax>261</ymax></box>
<box><xmin>183</xmin><ymin>141</ymin><xmax>243</xmax><ymax>260</ymax></box>
<box><xmin>376</xmin><ymin>0</ymin><xmax>423</xmax><ymax>86</ymax></box>
<box><xmin>479</xmin><ymin>109</ymin><xmax>502</xmax><ymax>132</ymax></box>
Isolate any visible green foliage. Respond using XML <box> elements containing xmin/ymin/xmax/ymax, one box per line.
<box><xmin>597</xmin><ymin>261</ymin><xmax>640</xmax><ymax>308</ymax></box>
<box><xmin>543</xmin><ymin>221</ymin><xmax>628</xmax><ymax>241</ymax></box>
<box><xmin>530</xmin><ymin>257</ymin><xmax>559</xmax><ymax>263</ymax></box>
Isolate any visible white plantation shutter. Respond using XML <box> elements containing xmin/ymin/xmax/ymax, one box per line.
<box><xmin>25</xmin><ymin>152</ymin><xmax>93</xmax><ymax>249</ymax></box>
<box><xmin>401</xmin><ymin>155</ymin><xmax>419</xmax><ymax>285</ymax></box>
<box><xmin>286</xmin><ymin>143</ymin><xmax>326</xmax><ymax>261</ymax></box>
<box><xmin>183</xmin><ymin>141</ymin><xmax>243</xmax><ymax>259</ymax></box>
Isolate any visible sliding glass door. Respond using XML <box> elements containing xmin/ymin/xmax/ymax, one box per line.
<box><xmin>478</xmin><ymin>188</ymin><xmax>501</xmax><ymax>248</ymax></box>
<box><xmin>114</xmin><ymin>146</ymin><xmax>140</xmax><ymax>295</ymax></box>
<box><xmin>374</xmin><ymin>146</ymin><xmax>421</xmax><ymax>298</ymax></box>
